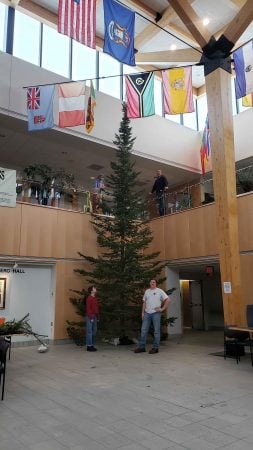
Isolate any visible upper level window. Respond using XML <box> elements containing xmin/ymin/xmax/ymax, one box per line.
<box><xmin>72</xmin><ymin>41</ymin><xmax>97</xmax><ymax>87</ymax></box>
<box><xmin>154</xmin><ymin>77</ymin><xmax>162</xmax><ymax>116</ymax></box>
<box><xmin>42</xmin><ymin>25</ymin><xmax>70</xmax><ymax>77</ymax></box>
<box><xmin>183</xmin><ymin>99</ymin><xmax>197</xmax><ymax>130</ymax></box>
<box><xmin>99</xmin><ymin>52</ymin><xmax>120</xmax><ymax>99</ymax></box>
<box><xmin>13</xmin><ymin>10</ymin><xmax>41</xmax><ymax>65</ymax></box>
<box><xmin>197</xmin><ymin>94</ymin><xmax>208</xmax><ymax>130</ymax></box>
<box><xmin>0</xmin><ymin>3</ymin><xmax>7</xmax><ymax>52</ymax></box>
<box><xmin>165</xmin><ymin>113</ymin><xmax>181</xmax><ymax>124</ymax></box>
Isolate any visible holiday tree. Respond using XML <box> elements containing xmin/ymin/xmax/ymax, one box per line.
<box><xmin>67</xmin><ymin>104</ymin><xmax>167</xmax><ymax>342</ymax></box>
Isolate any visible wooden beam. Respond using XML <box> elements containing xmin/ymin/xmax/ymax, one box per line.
<box><xmin>205</xmin><ymin>68</ymin><xmax>243</xmax><ymax>326</ymax></box>
<box><xmin>223</xmin><ymin>0</ymin><xmax>253</xmax><ymax>45</ymax></box>
<box><xmin>136</xmin><ymin>48</ymin><xmax>201</xmax><ymax>64</ymax></box>
<box><xmin>229</xmin><ymin>0</ymin><xmax>247</xmax><ymax>9</ymax></box>
<box><xmin>168</xmin><ymin>0</ymin><xmax>212</xmax><ymax>49</ymax></box>
<box><xmin>135</xmin><ymin>6</ymin><xmax>176</xmax><ymax>49</ymax></box>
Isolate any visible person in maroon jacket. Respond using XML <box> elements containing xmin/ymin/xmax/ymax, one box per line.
<box><xmin>86</xmin><ymin>286</ymin><xmax>100</xmax><ymax>352</ymax></box>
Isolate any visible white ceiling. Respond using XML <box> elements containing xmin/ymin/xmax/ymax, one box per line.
<box><xmin>27</xmin><ymin>0</ymin><xmax>253</xmax><ymax>89</ymax></box>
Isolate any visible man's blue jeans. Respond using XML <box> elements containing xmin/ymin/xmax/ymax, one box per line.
<box><xmin>139</xmin><ymin>312</ymin><xmax>161</xmax><ymax>349</ymax></box>
<box><xmin>86</xmin><ymin>316</ymin><xmax>97</xmax><ymax>347</ymax></box>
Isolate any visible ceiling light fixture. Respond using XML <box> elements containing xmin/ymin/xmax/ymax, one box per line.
<box><xmin>202</xmin><ymin>17</ymin><xmax>210</xmax><ymax>26</ymax></box>
<box><xmin>170</xmin><ymin>44</ymin><xmax>177</xmax><ymax>51</ymax></box>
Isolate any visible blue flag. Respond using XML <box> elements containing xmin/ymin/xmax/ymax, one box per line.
<box><xmin>27</xmin><ymin>85</ymin><xmax>55</xmax><ymax>131</ymax></box>
<box><xmin>103</xmin><ymin>0</ymin><xmax>135</xmax><ymax>66</ymax></box>
<box><xmin>234</xmin><ymin>40</ymin><xmax>253</xmax><ymax>99</ymax></box>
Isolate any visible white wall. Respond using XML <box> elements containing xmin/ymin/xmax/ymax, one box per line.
<box><xmin>166</xmin><ymin>268</ymin><xmax>182</xmax><ymax>335</ymax></box>
<box><xmin>0</xmin><ymin>264</ymin><xmax>55</xmax><ymax>343</ymax></box>
<box><xmin>0</xmin><ymin>51</ymin><xmax>201</xmax><ymax>173</ymax></box>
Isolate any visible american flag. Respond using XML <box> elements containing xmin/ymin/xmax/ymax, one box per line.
<box><xmin>27</xmin><ymin>87</ymin><xmax>40</xmax><ymax>110</ymax></box>
<box><xmin>58</xmin><ymin>0</ymin><xmax>96</xmax><ymax>49</ymax></box>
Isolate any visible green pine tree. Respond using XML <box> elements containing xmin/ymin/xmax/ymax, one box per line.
<box><xmin>68</xmin><ymin>103</ymin><xmax>167</xmax><ymax>342</ymax></box>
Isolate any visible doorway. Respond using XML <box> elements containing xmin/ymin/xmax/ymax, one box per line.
<box><xmin>181</xmin><ymin>280</ymin><xmax>204</xmax><ymax>330</ymax></box>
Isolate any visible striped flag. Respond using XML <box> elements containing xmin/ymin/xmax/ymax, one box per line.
<box><xmin>126</xmin><ymin>72</ymin><xmax>155</xmax><ymax>118</ymax></box>
<box><xmin>200</xmin><ymin>116</ymin><xmax>211</xmax><ymax>176</ymax></box>
<box><xmin>58</xmin><ymin>81</ymin><xmax>86</xmax><ymax>128</ymax></box>
<box><xmin>86</xmin><ymin>80</ymin><xmax>96</xmax><ymax>133</ymax></box>
<box><xmin>162</xmin><ymin>67</ymin><xmax>194</xmax><ymax>115</ymax></box>
<box><xmin>58</xmin><ymin>0</ymin><xmax>96</xmax><ymax>49</ymax></box>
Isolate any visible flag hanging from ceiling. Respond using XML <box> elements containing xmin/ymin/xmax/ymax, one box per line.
<box><xmin>126</xmin><ymin>72</ymin><xmax>155</xmax><ymax>118</ymax></box>
<box><xmin>200</xmin><ymin>116</ymin><xmax>211</xmax><ymax>176</ymax></box>
<box><xmin>58</xmin><ymin>81</ymin><xmax>86</xmax><ymax>128</ymax></box>
<box><xmin>86</xmin><ymin>80</ymin><xmax>96</xmax><ymax>133</ymax></box>
<box><xmin>242</xmin><ymin>93</ymin><xmax>253</xmax><ymax>107</ymax></box>
<box><xmin>234</xmin><ymin>40</ymin><xmax>253</xmax><ymax>99</ymax></box>
<box><xmin>103</xmin><ymin>0</ymin><xmax>135</xmax><ymax>66</ymax></box>
<box><xmin>162</xmin><ymin>67</ymin><xmax>194</xmax><ymax>115</ymax></box>
<box><xmin>27</xmin><ymin>85</ymin><xmax>54</xmax><ymax>132</ymax></box>
<box><xmin>58</xmin><ymin>0</ymin><xmax>96</xmax><ymax>49</ymax></box>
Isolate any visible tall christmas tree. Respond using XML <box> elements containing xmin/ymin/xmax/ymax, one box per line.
<box><xmin>68</xmin><ymin>104</ymin><xmax>166</xmax><ymax>341</ymax></box>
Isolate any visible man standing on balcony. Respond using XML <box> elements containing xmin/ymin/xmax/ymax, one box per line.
<box><xmin>151</xmin><ymin>169</ymin><xmax>168</xmax><ymax>216</ymax></box>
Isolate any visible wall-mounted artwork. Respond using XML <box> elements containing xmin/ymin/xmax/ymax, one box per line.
<box><xmin>0</xmin><ymin>278</ymin><xmax>6</xmax><ymax>309</ymax></box>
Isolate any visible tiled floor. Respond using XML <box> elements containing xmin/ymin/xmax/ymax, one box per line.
<box><xmin>1</xmin><ymin>331</ymin><xmax>253</xmax><ymax>450</ymax></box>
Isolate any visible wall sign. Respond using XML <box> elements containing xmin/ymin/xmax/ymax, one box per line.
<box><xmin>0</xmin><ymin>278</ymin><xmax>6</xmax><ymax>309</ymax></box>
<box><xmin>223</xmin><ymin>281</ymin><xmax>232</xmax><ymax>294</ymax></box>
<box><xmin>0</xmin><ymin>167</ymin><xmax>16</xmax><ymax>207</ymax></box>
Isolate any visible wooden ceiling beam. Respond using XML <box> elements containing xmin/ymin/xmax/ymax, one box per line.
<box><xmin>223</xmin><ymin>0</ymin><xmax>253</xmax><ymax>45</ymax></box>
<box><xmin>136</xmin><ymin>48</ymin><xmax>201</xmax><ymax>64</ymax></box>
<box><xmin>168</xmin><ymin>0</ymin><xmax>212</xmax><ymax>49</ymax></box>
<box><xmin>135</xmin><ymin>1</ymin><xmax>197</xmax><ymax>50</ymax></box>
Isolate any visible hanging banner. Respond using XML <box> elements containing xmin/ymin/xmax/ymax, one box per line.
<box><xmin>0</xmin><ymin>167</ymin><xmax>16</xmax><ymax>207</ymax></box>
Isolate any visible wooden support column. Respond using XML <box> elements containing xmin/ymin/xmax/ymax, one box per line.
<box><xmin>205</xmin><ymin>68</ymin><xmax>243</xmax><ymax>326</ymax></box>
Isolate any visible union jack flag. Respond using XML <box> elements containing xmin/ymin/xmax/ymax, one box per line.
<box><xmin>27</xmin><ymin>87</ymin><xmax>40</xmax><ymax>110</ymax></box>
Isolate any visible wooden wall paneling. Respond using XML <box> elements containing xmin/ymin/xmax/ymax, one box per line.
<box><xmin>19</xmin><ymin>204</ymin><xmax>58</xmax><ymax>257</ymax></box>
<box><xmin>55</xmin><ymin>210</ymin><xmax>97</xmax><ymax>259</ymax></box>
<box><xmin>148</xmin><ymin>219</ymin><xmax>166</xmax><ymax>261</ymax></box>
<box><xmin>54</xmin><ymin>261</ymin><xmax>87</xmax><ymax>339</ymax></box>
<box><xmin>164</xmin><ymin>212</ymin><xmax>191</xmax><ymax>260</ymax></box>
<box><xmin>188</xmin><ymin>205</ymin><xmax>218</xmax><ymax>257</ymax></box>
<box><xmin>0</xmin><ymin>204</ymin><xmax>22</xmax><ymax>255</ymax></box>
<box><xmin>238</xmin><ymin>194</ymin><xmax>253</xmax><ymax>252</ymax></box>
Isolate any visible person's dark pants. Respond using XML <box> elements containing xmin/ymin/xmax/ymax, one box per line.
<box><xmin>156</xmin><ymin>192</ymin><xmax>165</xmax><ymax>216</ymax></box>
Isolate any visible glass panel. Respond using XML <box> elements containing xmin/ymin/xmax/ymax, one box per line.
<box><xmin>197</xmin><ymin>94</ymin><xmax>208</xmax><ymax>130</ymax></box>
<box><xmin>72</xmin><ymin>40</ymin><xmax>97</xmax><ymax>86</ymax></box>
<box><xmin>165</xmin><ymin>114</ymin><xmax>181</xmax><ymax>124</ymax></box>
<box><xmin>154</xmin><ymin>77</ymin><xmax>162</xmax><ymax>116</ymax></box>
<box><xmin>99</xmin><ymin>52</ymin><xmax>120</xmax><ymax>98</ymax></box>
<box><xmin>183</xmin><ymin>99</ymin><xmax>197</xmax><ymax>129</ymax></box>
<box><xmin>0</xmin><ymin>3</ymin><xmax>7</xmax><ymax>52</ymax></box>
<box><xmin>13</xmin><ymin>10</ymin><xmax>40</xmax><ymax>65</ymax></box>
<box><xmin>42</xmin><ymin>25</ymin><xmax>70</xmax><ymax>77</ymax></box>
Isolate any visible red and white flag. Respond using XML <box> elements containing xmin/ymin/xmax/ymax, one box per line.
<box><xmin>58</xmin><ymin>0</ymin><xmax>96</xmax><ymax>49</ymax></box>
<box><xmin>58</xmin><ymin>81</ymin><xmax>86</xmax><ymax>128</ymax></box>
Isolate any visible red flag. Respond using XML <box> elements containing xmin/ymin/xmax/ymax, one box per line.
<box><xmin>58</xmin><ymin>0</ymin><xmax>96</xmax><ymax>49</ymax></box>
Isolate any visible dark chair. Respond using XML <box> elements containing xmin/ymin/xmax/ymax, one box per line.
<box><xmin>0</xmin><ymin>340</ymin><xmax>10</xmax><ymax>400</ymax></box>
<box><xmin>224</xmin><ymin>327</ymin><xmax>253</xmax><ymax>365</ymax></box>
